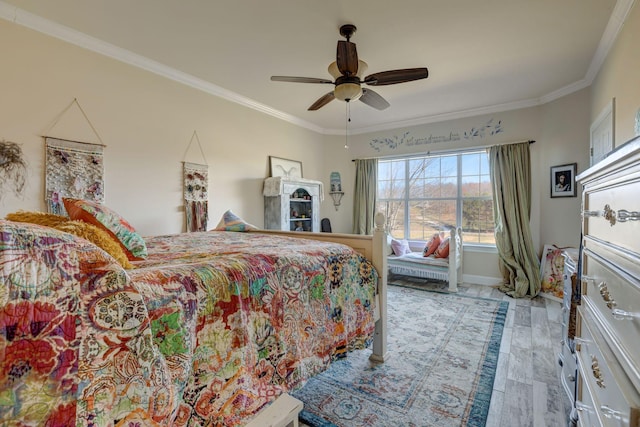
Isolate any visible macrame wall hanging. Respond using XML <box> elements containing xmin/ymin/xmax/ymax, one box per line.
<box><xmin>44</xmin><ymin>99</ymin><xmax>105</xmax><ymax>215</ymax></box>
<box><xmin>0</xmin><ymin>139</ymin><xmax>27</xmax><ymax>201</ymax></box>
<box><xmin>183</xmin><ymin>131</ymin><xmax>209</xmax><ymax>232</ymax></box>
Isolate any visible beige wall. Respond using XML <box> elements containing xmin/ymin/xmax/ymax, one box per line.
<box><xmin>321</xmin><ymin>93</ymin><xmax>590</xmax><ymax>282</ymax></box>
<box><xmin>591</xmin><ymin>1</ymin><xmax>640</xmax><ymax>146</ymax></box>
<box><xmin>538</xmin><ymin>89</ymin><xmax>591</xmax><ymax>248</ymax></box>
<box><xmin>2</xmin><ymin>5</ymin><xmax>637</xmax><ymax>284</ymax></box>
<box><xmin>0</xmin><ymin>20</ymin><xmax>325</xmax><ymax>236</ymax></box>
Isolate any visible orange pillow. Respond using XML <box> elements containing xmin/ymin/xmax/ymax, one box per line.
<box><xmin>422</xmin><ymin>233</ymin><xmax>442</xmax><ymax>257</ymax></box>
<box><xmin>434</xmin><ymin>237</ymin><xmax>451</xmax><ymax>258</ymax></box>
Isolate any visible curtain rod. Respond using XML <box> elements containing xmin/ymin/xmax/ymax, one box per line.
<box><xmin>351</xmin><ymin>139</ymin><xmax>535</xmax><ymax>161</ymax></box>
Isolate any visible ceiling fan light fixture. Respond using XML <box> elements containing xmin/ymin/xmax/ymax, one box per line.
<box><xmin>271</xmin><ymin>24</ymin><xmax>428</xmax><ymax>112</ymax></box>
<box><xmin>328</xmin><ymin>60</ymin><xmax>368</xmax><ymax>79</ymax></box>
<box><xmin>334</xmin><ymin>82</ymin><xmax>362</xmax><ymax>102</ymax></box>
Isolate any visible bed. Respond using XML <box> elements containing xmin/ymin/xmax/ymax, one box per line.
<box><xmin>387</xmin><ymin>227</ymin><xmax>463</xmax><ymax>292</ymax></box>
<box><xmin>0</xmin><ymin>213</ymin><xmax>388</xmax><ymax>426</ymax></box>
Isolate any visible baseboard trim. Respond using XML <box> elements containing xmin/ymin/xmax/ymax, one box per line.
<box><xmin>463</xmin><ymin>274</ymin><xmax>502</xmax><ymax>286</ymax></box>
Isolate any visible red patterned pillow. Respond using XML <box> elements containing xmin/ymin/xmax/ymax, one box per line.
<box><xmin>63</xmin><ymin>198</ymin><xmax>147</xmax><ymax>261</ymax></box>
<box><xmin>422</xmin><ymin>233</ymin><xmax>442</xmax><ymax>257</ymax></box>
<box><xmin>434</xmin><ymin>237</ymin><xmax>450</xmax><ymax>258</ymax></box>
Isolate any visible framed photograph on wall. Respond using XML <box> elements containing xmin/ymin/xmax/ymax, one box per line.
<box><xmin>269</xmin><ymin>156</ymin><xmax>303</xmax><ymax>179</ymax></box>
<box><xmin>550</xmin><ymin>163</ymin><xmax>577</xmax><ymax>198</ymax></box>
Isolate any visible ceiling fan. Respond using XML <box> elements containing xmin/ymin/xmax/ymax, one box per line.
<box><xmin>271</xmin><ymin>24</ymin><xmax>429</xmax><ymax>111</ymax></box>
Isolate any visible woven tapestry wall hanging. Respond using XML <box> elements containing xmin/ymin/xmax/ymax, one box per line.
<box><xmin>184</xmin><ymin>162</ymin><xmax>208</xmax><ymax>232</ymax></box>
<box><xmin>45</xmin><ymin>137</ymin><xmax>104</xmax><ymax>215</ymax></box>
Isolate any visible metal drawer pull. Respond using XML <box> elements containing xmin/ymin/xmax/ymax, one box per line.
<box><xmin>597</xmin><ymin>282</ymin><xmax>617</xmax><ymax>310</ymax></box>
<box><xmin>601</xmin><ymin>405</ymin><xmax>626</xmax><ymax>421</ymax></box>
<box><xmin>583</xmin><ymin>204</ymin><xmax>616</xmax><ymax>226</ymax></box>
<box><xmin>583</xmin><ymin>205</ymin><xmax>640</xmax><ymax>225</ymax></box>
<box><xmin>574</xmin><ymin>337</ymin><xmax>591</xmax><ymax>345</ymax></box>
<box><xmin>611</xmin><ymin>308</ymin><xmax>640</xmax><ymax>320</ymax></box>
<box><xmin>591</xmin><ymin>355</ymin><xmax>605</xmax><ymax>388</ymax></box>
<box><xmin>617</xmin><ymin>209</ymin><xmax>640</xmax><ymax>222</ymax></box>
<box><xmin>581</xmin><ymin>276</ymin><xmax>595</xmax><ymax>287</ymax></box>
<box><xmin>575</xmin><ymin>401</ymin><xmax>592</xmax><ymax>413</ymax></box>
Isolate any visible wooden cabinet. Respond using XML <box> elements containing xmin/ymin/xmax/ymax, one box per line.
<box><xmin>263</xmin><ymin>178</ymin><xmax>321</xmax><ymax>232</ymax></box>
<box><xmin>575</xmin><ymin>136</ymin><xmax>640</xmax><ymax>427</ymax></box>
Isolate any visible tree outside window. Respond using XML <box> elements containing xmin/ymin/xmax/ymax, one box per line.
<box><xmin>376</xmin><ymin>151</ymin><xmax>495</xmax><ymax>244</ymax></box>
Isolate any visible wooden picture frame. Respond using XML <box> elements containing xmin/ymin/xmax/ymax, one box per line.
<box><xmin>550</xmin><ymin>163</ymin><xmax>577</xmax><ymax>198</ymax></box>
<box><xmin>269</xmin><ymin>156</ymin><xmax>303</xmax><ymax>179</ymax></box>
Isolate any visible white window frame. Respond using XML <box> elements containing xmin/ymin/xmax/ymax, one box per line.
<box><xmin>377</xmin><ymin>149</ymin><xmax>494</xmax><ymax>245</ymax></box>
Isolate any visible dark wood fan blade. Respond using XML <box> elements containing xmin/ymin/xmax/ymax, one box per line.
<box><xmin>363</xmin><ymin>68</ymin><xmax>429</xmax><ymax>86</ymax></box>
<box><xmin>359</xmin><ymin>88</ymin><xmax>390</xmax><ymax>110</ymax></box>
<box><xmin>308</xmin><ymin>92</ymin><xmax>335</xmax><ymax>110</ymax></box>
<box><xmin>336</xmin><ymin>41</ymin><xmax>358</xmax><ymax>76</ymax></box>
<box><xmin>271</xmin><ymin>76</ymin><xmax>333</xmax><ymax>84</ymax></box>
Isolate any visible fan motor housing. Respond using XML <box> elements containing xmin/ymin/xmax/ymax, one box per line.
<box><xmin>339</xmin><ymin>24</ymin><xmax>357</xmax><ymax>40</ymax></box>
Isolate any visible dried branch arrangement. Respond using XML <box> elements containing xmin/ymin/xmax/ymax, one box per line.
<box><xmin>0</xmin><ymin>139</ymin><xmax>27</xmax><ymax>199</ymax></box>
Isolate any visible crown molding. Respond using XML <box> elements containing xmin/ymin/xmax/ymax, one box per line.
<box><xmin>333</xmin><ymin>98</ymin><xmax>542</xmax><ymax>135</ymax></box>
<box><xmin>0</xmin><ymin>0</ymin><xmax>633</xmax><ymax>136</ymax></box>
<box><xmin>0</xmin><ymin>1</ymin><xmax>325</xmax><ymax>134</ymax></box>
<box><xmin>585</xmin><ymin>0</ymin><xmax>636</xmax><ymax>83</ymax></box>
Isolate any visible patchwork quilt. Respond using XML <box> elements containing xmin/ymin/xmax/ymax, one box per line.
<box><xmin>0</xmin><ymin>221</ymin><xmax>377</xmax><ymax>426</ymax></box>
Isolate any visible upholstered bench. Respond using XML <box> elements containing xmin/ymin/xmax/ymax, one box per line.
<box><xmin>387</xmin><ymin>227</ymin><xmax>463</xmax><ymax>293</ymax></box>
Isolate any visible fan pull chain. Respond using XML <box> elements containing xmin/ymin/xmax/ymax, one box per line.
<box><xmin>345</xmin><ymin>101</ymin><xmax>351</xmax><ymax>149</ymax></box>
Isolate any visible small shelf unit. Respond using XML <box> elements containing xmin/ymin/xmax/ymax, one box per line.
<box><xmin>264</xmin><ymin>178</ymin><xmax>321</xmax><ymax>232</ymax></box>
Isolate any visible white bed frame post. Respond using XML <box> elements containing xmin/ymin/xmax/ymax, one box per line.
<box><xmin>370</xmin><ymin>212</ymin><xmax>388</xmax><ymax>363</ymax></box>
<box><xmin>447</xmin><ymin>227</ymin><xmax>463</xmax><ymax>293</ymax></box>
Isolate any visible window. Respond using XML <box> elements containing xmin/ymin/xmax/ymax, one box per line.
<box><xmin>376</xmin><ymin>150</ymin><xmax>495</xmax><ymax>245</ymax></box>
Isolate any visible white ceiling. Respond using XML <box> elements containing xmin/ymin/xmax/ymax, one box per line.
<box><xmin>1</xmin><ymin>0</ymin><xmax>633</xmax><ymax>134</ymax></box>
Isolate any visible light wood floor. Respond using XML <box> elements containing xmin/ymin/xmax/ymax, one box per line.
<box><xmin>460</xmin><ymin>282</ymin><xmax>571</xmax><ymax>427</ymax></box>
<box><xmin>300</xmin><ymin>280</ymin><xmax>571</xmax><ymax>427</ymax></box>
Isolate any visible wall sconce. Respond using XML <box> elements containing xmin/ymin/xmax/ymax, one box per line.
<box><xmin>329</xmin><ymin>171</ymin><xmax>344</xmax><ymax>210</ymax></box>
<box><xmin>329</xmin><ymin>190</ymin><xmax>344</xmax><ymax>210</ymax></box>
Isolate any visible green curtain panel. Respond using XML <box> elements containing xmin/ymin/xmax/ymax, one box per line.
<box><xmin>488</xmin><ymin>142</ymin><xmax>541</xmax><ymax>298</ymax></box>
<box><xmin>352</xmin><ymin>158</ymin><xmax>378</xmax><ymax>235</ymax></box>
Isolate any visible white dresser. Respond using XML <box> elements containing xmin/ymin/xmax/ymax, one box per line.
<box><xmin>559</xmin><ymin>248</ymin><xmax>580</xmax><ymax>426</ymax></box>
<box><xmin>575</xmin><ymin>136</ymin><xmax>640</xmax><ymax>427</ymax></box>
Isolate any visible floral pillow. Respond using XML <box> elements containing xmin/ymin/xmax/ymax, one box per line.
<box><xmin>422</xmin><ymin>232</ymin><xmax>442</xmax><ymax>257</ymax></box>
<box><xmin>5</xmin><ymin>210</ymin><xmax>134</xmax><ymax>269</ymax></box>
<box><xmin>214</xmin><ymin>210</ymin><xmax>258</xmax><ymax>232</ymax></box>
<box><xmin>434</xmin><ymin>237</ymin><xmax>451</xmax><ymax>259</ymax></box>
<box><xmin>63</xmin><ymin>198</ymin><xmax>147</xmax><ymax>260</ymax></box>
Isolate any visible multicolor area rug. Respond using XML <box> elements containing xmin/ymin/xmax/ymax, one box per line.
<box><xmin>292</xmin><ymin>282</ymin><xmax>508</xmax><ymax>427</ymax></box>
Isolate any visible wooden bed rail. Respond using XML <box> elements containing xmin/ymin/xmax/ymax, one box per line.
<box><xmin>252</xmin><ymin>212</ymin><xmax>388</xmax><ymax>362</ymax></box>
